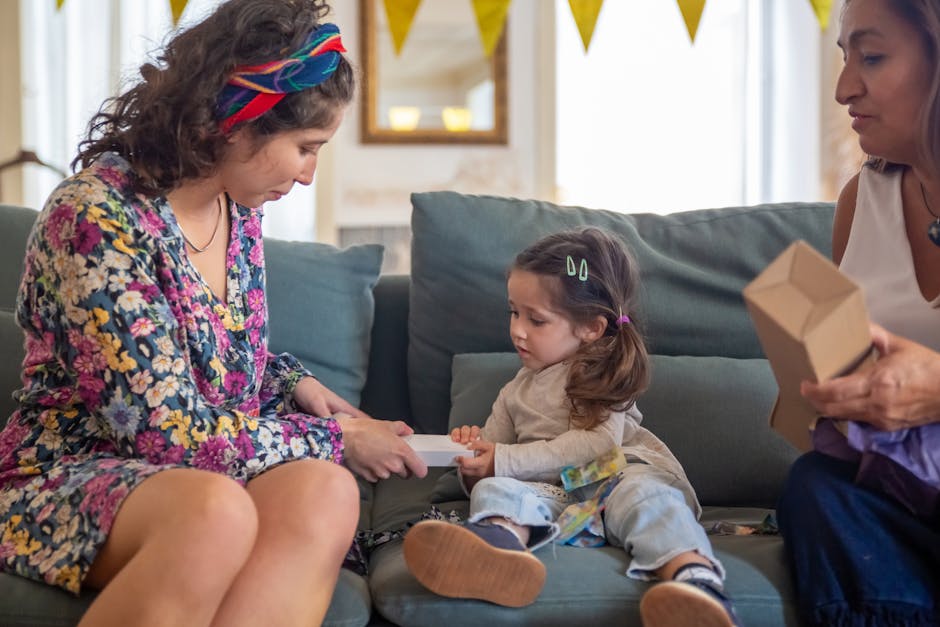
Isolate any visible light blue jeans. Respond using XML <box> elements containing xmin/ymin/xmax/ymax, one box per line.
<box><xmin>468</xmin><ymin>463</ymin><xmax>724</xmax><ymax>581</ymax></box>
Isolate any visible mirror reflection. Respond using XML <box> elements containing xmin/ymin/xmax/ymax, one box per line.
<box><xmin>360</xmin><ymin>0</ymin><xmax>507</xmax><ymax>144</ymax></box>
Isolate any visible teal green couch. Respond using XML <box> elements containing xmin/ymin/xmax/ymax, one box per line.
<box><xmin>0</xmin><ymin>193</ymin><xmax>834</xmax><ymax>626</ymax></box>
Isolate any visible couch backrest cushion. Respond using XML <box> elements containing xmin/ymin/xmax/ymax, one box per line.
<box><xmin>450</xmin><ymin>352</ymin><xmax>797</xmax><ymax>507</ymax></box>
<box><xmin>409</xmin><ymin>191</ymin><xmax>834</xmax><ymax>434</ymax></box>
<box><xmin>0</xmin><ymin>205</ymin><xmax>36</xmax><ymax>312</ymax></box>
<box><xmin>0</xmin><ymin>312</ymin><xmax>25</xmax><ymax>428</ymax></box>
<box><xmin>264</xmin><ymin>239</ymin><xmax>383</xmax><ymax>408</ymax></box>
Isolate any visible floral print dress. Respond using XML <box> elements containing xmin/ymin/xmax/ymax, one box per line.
<box><xmin>0</xmin><ymin>153</ymin><xmax>343</xmax><ymax>594</ymax></box>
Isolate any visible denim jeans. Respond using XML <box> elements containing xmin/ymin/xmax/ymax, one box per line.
<box><xmin>778</xmin><ymin>452</ymin><xmax>940</xmax><ymax>626</ymax></box>
<box><xmin>468</xmin><ymin>476</ymin><xmax>567</xmax><ymax>551</ymax></box>
<box><xmin>468</xmin><ymin>463</ymin><xmax>722</xmax><ymax>580</ymax></box>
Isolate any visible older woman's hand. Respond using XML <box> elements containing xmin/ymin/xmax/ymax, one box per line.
<box><xmin>801</xmin><ymin>324</ymin><xmax>940</xmax><ymax>430</ymax></box>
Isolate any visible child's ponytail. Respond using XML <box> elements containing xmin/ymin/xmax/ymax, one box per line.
<box><xmin>566</xmin><ymin>306</ymin><xmax>649</xmax><ymax>429</ymax></box>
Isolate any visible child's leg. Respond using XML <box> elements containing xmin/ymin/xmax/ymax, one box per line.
<box><xmin>468</xmin><ymin>477</ymin><xmax>567</xmax><ymax>550</ymax></box>
<box><xmin>403</xmin><ymin>477</ymin><xmax>565</xmax><ymax>607</ymax></box>
<box><xmin>602</xmin><ymin>464</ymin><xmax>740</xmax><ymax>627</ymax></box>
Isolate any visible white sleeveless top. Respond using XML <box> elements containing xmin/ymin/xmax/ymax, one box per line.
<box><xmin>839</xmin><ymin>166</ymin><xmax>940</xmax><ymax>351</ymax></box>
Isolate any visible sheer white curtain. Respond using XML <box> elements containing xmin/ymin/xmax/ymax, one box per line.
<box><xmin>555</xmin><ymin>0</ymin><xmax>823</xmax><ymax>214</ymax></box>
<box><xmin>19</xmin><ymin>0</ymin><xmax>316</xmax><ymax>241</ymax></box>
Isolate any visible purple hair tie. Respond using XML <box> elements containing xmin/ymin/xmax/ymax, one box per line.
<box><xmin>616</xmin><ymin>314</ymin><xmax>631</xmax><ymax>327</ymax></box>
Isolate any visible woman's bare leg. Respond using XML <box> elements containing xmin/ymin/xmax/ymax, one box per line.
<box><xmin>209</xmin><ymin>458</ymin><xmax>359</xmax><ymax>627</ymax></box>
<box><xmin>80</xmin><ymin>468</ymin><xmax>258</xmax><ymax>627</ymax></box>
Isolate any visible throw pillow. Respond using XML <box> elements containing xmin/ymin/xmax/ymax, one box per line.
<box><xmin>447</xmin><ymin>352</ymin><xmax>797</xmax><ymax>508</ymax></box>
<box><xmin>265</xmin><ymin>238</ymin><xmax>384</xmax><ymax>408</ymax></box>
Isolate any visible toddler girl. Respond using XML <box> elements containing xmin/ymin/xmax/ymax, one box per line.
<box><xmin>403</xmin><ymin>228</ymin><xmax>740</xmax><ymax>627</ymax></box>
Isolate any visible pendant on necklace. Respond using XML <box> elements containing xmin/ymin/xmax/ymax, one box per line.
<box><xmin>929</xmin><ymin>220</ymin><xmax>940</xmax><ymax>247</ymax></box>
<box><xmin>920</xmin><ymin>182</ymin><xmax>940</xmax><ymax>247</ymax></box>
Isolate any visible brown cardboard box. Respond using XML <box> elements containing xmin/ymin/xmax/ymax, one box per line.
<box><xmin>743</xmin><ymin>241</ymin><xmax>873</xmax><ymax>451</ymax></box>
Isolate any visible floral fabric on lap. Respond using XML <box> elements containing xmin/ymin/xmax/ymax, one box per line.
<box><xmin>0</xmin><ymin>153</ymin><xmax>342</xmax><ymax>594</ymax></box>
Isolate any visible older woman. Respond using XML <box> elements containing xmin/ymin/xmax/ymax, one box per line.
<box><xmin>778</xmin><ymin>0</ymin><xmax>940</xmax><ymax>625</ymax></box>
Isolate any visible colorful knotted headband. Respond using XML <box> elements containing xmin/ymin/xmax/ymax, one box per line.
<box><xmin>217</xmin><ymin>23</ymin><xmax>346</xmax><ymax>133</ymax></box>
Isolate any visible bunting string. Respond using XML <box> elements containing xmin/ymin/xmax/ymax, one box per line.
<box><xmin>53</xmin><ymin>0</ymin><xmax>838</xmax><ymax>49</ymax></box>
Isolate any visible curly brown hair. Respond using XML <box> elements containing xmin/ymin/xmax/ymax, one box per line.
<box><xmin>512</xmin><ymin>227</ymin><xmax>650</xmax><ymax>430</ymax></box>
<box><xmin>73</xmin><ymin>0</ymin><xmax>355</xmax><ymax>196</ymax></box>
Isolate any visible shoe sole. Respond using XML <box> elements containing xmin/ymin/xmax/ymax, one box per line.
<box><xmin>402</xmin><ymin>520</ymin><xmax>546</xmax><ymax>607</ymax></box>
<box><xmin>640</xmin><ymin>581</ymin><xmax>736</xmax><ymax>627</ymax></box>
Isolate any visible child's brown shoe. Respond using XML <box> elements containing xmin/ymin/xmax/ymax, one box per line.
<box><xmin>402</xmin><ymin>519</ymin><xmax>546</xmax><ymax>607</ymax></box>
<box><xmin>640</xmin><ymin>579</ymin><xmax>742</xmax><ymax>627</ymax></box>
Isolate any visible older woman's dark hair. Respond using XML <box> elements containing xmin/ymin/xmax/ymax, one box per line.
<box><xmin>74</xmin><ymin>0</ymin><xmax>355</xmax><ymax>195</ymax></box>
<box><xmin>512</xmin><ymin>227</ymin><xmax>650</xmax><ymax>430</ymax></box>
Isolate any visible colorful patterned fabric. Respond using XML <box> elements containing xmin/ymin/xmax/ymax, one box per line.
<box><xmin>555</xmin><ymin>473</ymin><xmax>623</xmax><ymax>547</ymax></box>
<box><xmin>217</xmin><ymin>23</ymin><xmax>346</xmax><ymax>133</ymax></box>
<box><xmin>559</xmin><ymin>446</ymin><xmax>627</xmax><ymax>492</ymax></box>
<box><xmin>0</xmin><ymin>153</ymin><xmax>343</xmax><ymax>594</ymax></box>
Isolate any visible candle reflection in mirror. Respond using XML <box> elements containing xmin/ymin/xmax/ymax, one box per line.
<box><xmin>441</xmin><ymin>107</ymin><xmax>472</xmax><ymax>132</ymax></box>
<box><xmin>388</xmin><ymin>106</ymin><xmax>421</xmax><ymax>131</ymax></box>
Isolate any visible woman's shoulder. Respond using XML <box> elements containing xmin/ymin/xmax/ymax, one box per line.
<box><xmin>36</xmin><ymin>153</ymin><xmax>168</xmax><ymax>254</ymax></box>
<box><xmin>45</xmin><ymin>153</ymin><xmax>137</xmax><ymax>215</ymax></box>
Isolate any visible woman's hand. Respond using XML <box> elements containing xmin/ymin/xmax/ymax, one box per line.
<box><xmin>293</xmin><ymin>377</ymin><xmax>427</xmax><ymax>482</ymax></box>
<box><xmin>334</xmin><ymin>414</ymin><xmax>428</xmax><ymax>482</ymax></box>
<box><xmin>292</xmin><ymin>376</ymin><xmax>367</xmax><ymax>419</ymax></box>
<box><xmin>801</xmin><ymin>323</ymin><xmax>940</xmax><ymax>430</ymax></box>
<box><xmin>456</xmin><ymin>439</ymin><xmax>495</xmax><ymax>491</ymax></box>
<box><xmin>450</xmin><ymin>424</ymin><xmax>482</xmax><ymax>444</ymax></box>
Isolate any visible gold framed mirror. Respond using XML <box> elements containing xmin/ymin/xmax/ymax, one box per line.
<box><xmin>359</xmin><ymin>0</ymin><xmax>508</xmax><ymax>144</ymax></box>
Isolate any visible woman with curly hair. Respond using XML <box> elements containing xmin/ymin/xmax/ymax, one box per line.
<box><xmin>0</xmin><ymin>1</ymin><xmax>426</xmax><ymax>624</ymax></box>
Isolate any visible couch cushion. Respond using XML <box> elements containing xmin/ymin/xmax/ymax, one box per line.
<box><xmin>0</xmin><ymin>205</ymin><xmax>36</xmax><ymax>312</ymax></box>
<box><xmin>0</xmin><ymin>312</ymin><xmax>25</xmax><ymax>429</ymax></box>
<box><xmin>368</xmin><ymin>472</ymin><xmax>797</xmax><ymax>627</ymax></box>
<box><xmin>408</xmin><ymin>191</ymin><xmax>833</xmax><ymax>434</ymax></box>
<box><xmin>448</xmin><ymin>352</ymin><xmax>797</xmax><ymax>508</ymax></box>
<box><xmin>0</xmin><ymin>568</ymin><xmax>371</xmax><ymax>627</ymax></box>
<box><xmin>264</xmin><ymin>239</ymin><xmax>383</xmax><ymax>408</ymax></box>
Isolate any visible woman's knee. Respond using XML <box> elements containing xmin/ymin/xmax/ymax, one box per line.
<box><xmin>250</xmin><ymin>459</ymin><xmax>359</xmax><ymax>539</ymax></box>
<box><xmin>87</xmin><ymin>469</ymin><xmax>257</xmax><ymax>589</ymax></box>
<box><xmin>602</xmin><ymin>473</ymin><xmax>692</xmax><ymax>536</ymax></box>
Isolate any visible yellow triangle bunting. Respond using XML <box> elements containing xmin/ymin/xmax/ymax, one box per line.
<box><xmin>471</xmin><ymin>0</ymin><xmax>511</xmax><ymax>57</ymax></box>
<box><xmin>382</xmin><ymin>0</ymin><xmax>422</xmax><ymax>56</ymax></box>
<box><xmin>568</xmin><ymin>0</ymin><xmax>604</xmax><ymax>53</ymax></box>
<box><xmin>677</xmin><ymin>0</ymin><xmax>706</xmax><ymax>43</ymax></box>
<box><xmin>169</xmin><ymin>0</ymin><xmax>189</xmax><ymax>25</ymax></box>
<box><xmin>808</xmin><ymin>0</ymin><xmax>833</xmax><ymax>30</ymax></box>
<box><xmin>56</xmin><ymin>0</ymin><xmax>66</xmax><ymax>9</ymax></box>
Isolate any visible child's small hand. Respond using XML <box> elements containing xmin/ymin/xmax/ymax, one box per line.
<box><xmin>456</xmin><ymin>439</ymin><xmax>495</xmax><ymax>490</ymax></box>
<box><xmin>450</xmin><ymin>425</ymin><xmax>482</xmax><ymax>444</ymax></box>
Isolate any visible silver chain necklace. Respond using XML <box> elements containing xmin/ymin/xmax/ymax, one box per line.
<box><xmin>180</xmin><ymin>195</ymin><xmax>224</xmax><ymax>254</ymax></box>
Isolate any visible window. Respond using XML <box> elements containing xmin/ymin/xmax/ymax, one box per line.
<box><xmin>19</xmin><ymin>0</ymin><xmax>316</xmax><ymax>240</ymax></box>
<box><xmin>555</xmin><ymin>0</ymin><xmax>825</xmax><ymax>214</ymax></box>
